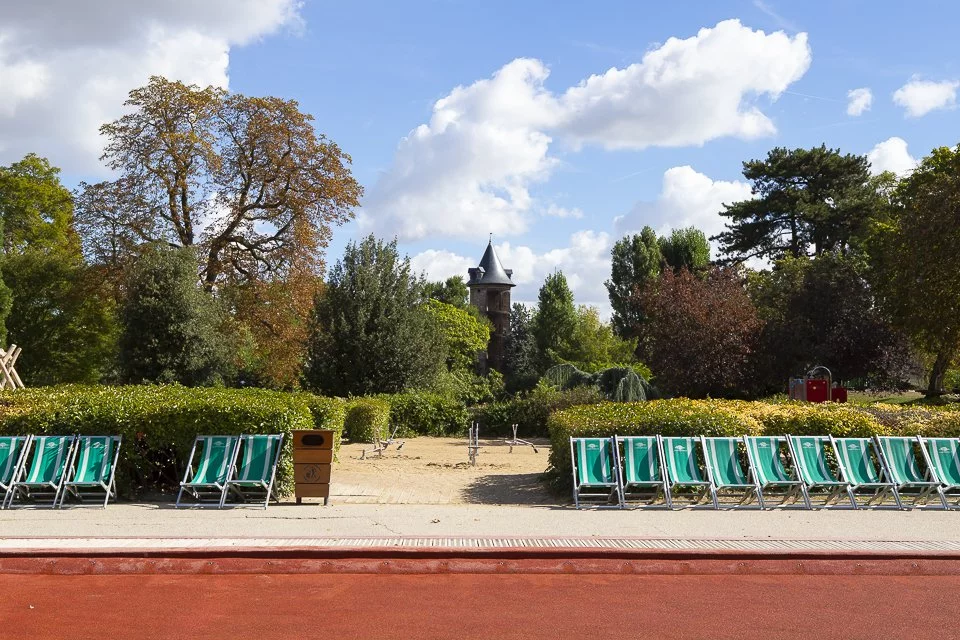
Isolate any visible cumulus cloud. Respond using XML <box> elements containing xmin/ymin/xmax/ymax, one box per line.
<box><xmin>846</xmin><ymin>87</ymin><xmax>872</xmax><ymax>116</ymax></box>
<box><xmin>867</xmin><ymin>137</ymin><xmax>918</xmax><ymax>176</ymax></box>
<box><xmin>615</xmin><ymin>166</ymin><xmax>754</xmax><ymax>244</ymax></box>
<box><xmin>893</xmin><ymin>77</ymin><xmax>960</xmax><ymax>117</ymax></box>
<box><xmin>362</xmin><ymin>19</ymin><xmax>811</xmax><ymax>242</ymax></box>
<box><xmin>0</xmin><ymin>0</ymin><xmax>301</xmax><ymax>171</ymax></box>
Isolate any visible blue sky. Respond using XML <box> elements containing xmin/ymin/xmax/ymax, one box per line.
<box><xmin>2</xmin><ymin>0</ymin><xmax>959</xmax><ymax>313</ymax></box>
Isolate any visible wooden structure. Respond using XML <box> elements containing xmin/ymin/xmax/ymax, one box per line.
<box><xmin>292</xmin><ymin>429</ymin><xmax>333</xmax><ymax>505</ymax></box>
<box><xmin>0</xmin><ymin>345</ymin><xmax>24</xmax><ymax>390</ymax></box>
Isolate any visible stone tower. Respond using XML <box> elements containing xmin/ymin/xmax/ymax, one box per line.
<box><xmin>467</xmin><ymin>239</ymin><xmax>515</xmax><ymax>372</ymax></box>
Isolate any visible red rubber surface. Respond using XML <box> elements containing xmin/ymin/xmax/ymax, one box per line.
<box><xmin>4</xmin><ymin>571</ymin><xmax>959</xmax><ymax>639</ymax></box>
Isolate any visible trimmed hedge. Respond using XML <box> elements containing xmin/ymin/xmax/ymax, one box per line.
<box><xmin>474</xmin><ymin>385</ymin><xmax>605</xmax><ymax>437</ymax></box>
<box><xmin>384</xmin><ymin>392</ymin><xmax>469</xmax><ymax>436</ymax></box>
<box><xmin>294</xmin><ymin>393</ymin><xmax>346</xmax><ymax>455</ymax></box>
<box><xmin>344</xmin><ymin>397</ymin><xmax>391</xmax><ymax>443</ymax></box>
<box><xmin>547</xmin><ymin>399</ymin><xmax>960</xmax><ymax>491</ymax></box>
<box><xmin>0</xmin><ymin>385</ymin><xmax>319</xmax><ymax>498</ymax></box>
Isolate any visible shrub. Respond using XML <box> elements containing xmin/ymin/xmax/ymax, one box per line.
<box><xmin>475</xmin><ymin>385</ymin><xmax>605</xmax><ymax>437</ymax></box>
<box><xmin>344</xmin><ymin>397</ymin><xmax>391</xmax><ymax>443</ymax></box>
<box><xmin>384</xmin><ymin>391</ymin><xmax>469</xmax><ymax>436</ymax></box>
<box><xmin>0</xmin><ymin>385</ymin><xmax>315</xmax><ymax>498</ymax></box>
<box><xmin>294</xmin><ymin>393</ymin><xmax>346</xmax><ymax>454</ymax></box>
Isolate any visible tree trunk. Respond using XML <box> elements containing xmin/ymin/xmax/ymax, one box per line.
<box><xmin>927</xmin><ymin>348</ymin><xmax>953</xmax><ymax>396</ymax></box>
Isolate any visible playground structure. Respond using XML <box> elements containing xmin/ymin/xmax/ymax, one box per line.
<box><xmin>789</xmin><ymin>365</ymin><xmax>847</xmax><ymax>403</ymax></box>
<box><xmin>0</xmin><ymin>345</ymin><xmax>24</xmax><ymax>390</ymax></box>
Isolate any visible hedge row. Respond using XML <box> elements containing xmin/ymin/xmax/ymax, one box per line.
<box><xmin>344</xmin><ymin>398</ymin><xmax>391</xmax><ymax>443</ymax></box>
<box><xmin>0</xmin><ymin>385</ymin><xmax>347</xmax><ymax>499</ymax></box>
<box><xmin>473</xmin><ymin>385</ymin><xmax>605</xmax><ymax>437</ymax></box>
<box><xmin>384</xmin><ymin>392</ymin><xmax>469</xmax><ymax>437</ymax></box>
<box><xmin>547</xmin><ymin>399</ymin><xmax>960</xmax><ymax>491</ymax></box>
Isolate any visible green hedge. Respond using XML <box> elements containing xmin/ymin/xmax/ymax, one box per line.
<box><xmin>384</xmin><ymin>391</ymin><xmax>469</xmax><ymax>436</ymax></box>
<box><xmin>0</xmin><ymin>385</ymin><xmax>317</xmax><ymax>498</ymax></box>
<box><xmin>547</xmin><ymin>399</ymin><xmax>960</xmax><ymax>492</ymax></box>
<box><xmin>474</xmin><ymin>385</ymin><xmax>605</xmax><ymax>437</ymax></box>
<box><xmin>344</xmin><ymin>397</ymin><xmax>391</xmax><ymax>443</ymax></box>
<box><xmin>294</xmin><ymin>393</ymin><xmax>346</xmax><ymax>456</ymax></box>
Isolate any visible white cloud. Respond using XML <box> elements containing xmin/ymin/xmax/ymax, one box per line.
<box><xmin>867</xmin><ymin>137</ymin><xmax>917</xmax><ymax>176</ymax></box>
<box><xmin>893</xmin><ymin>77</ymin><xmax>960</xmax><ymax>117</ymax></box>
<box><xmin>0</xmin><ymin>0</ymin><xmax>301</xmax><ymax>172</ymax></box>
<box><xmin>362</xmin><ymin>19</ymin><xmax>811</xmax><ymax>242</ymax></box>
<box><xmin>542</xmin><ymin>204</ymin><xmax>584</xmax><ymax>219</ymax></box>
<box><xmin>846</xmin><ymin>87</ymin><xmax>872</xmax><ymax>116</ymax></box>
<box><xmin>410</xmin><ymin>249</ymin><xmax>473</xmax><ymax>282</ymax></box>
<box><xmin>615</xmin><ymin>166</ymin><xmax>754</xmax><ymax>246</ymax></box>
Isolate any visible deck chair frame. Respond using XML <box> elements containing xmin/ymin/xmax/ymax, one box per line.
<box><xmin>874</xmin><ymin>436</ymin><xmax>946</xmax><ymax>509</ymax></box>
<box><xmin>918</xmin><ymin>437</ymin><xmax>960</xmax><ymax>510</ymax></box>
<box><xmin>570</xmin><ymin>437</ymin><xmax>622</xmax><ymax>508</ymax></box>
<box><xmin>615</xmin><ymin>435</ymin><xmax>667</xmax><ymax>507</ymax></box>
<box><xmin>661</xmin><ymin>435</ymin><xmax>717</xmax><ymax>509</ymax></box>
<box><xmin>176</xmin><ymin>435</ymin><xmax>240</xmax><ymax>509</ymax></box>
<box><xmin>743</xmin><ymin>436</ymin><xmax>809</xmax><ymax>509</ymax></box>
<box><xmin>830</xmin><ymin>436</ymin><xmax>902</xmax><ymax>510</ymax></box>
<box><xmin>701</xmin><ymin>436</ymin><xmax>760</xmax><ymax>509</ymax></box>
<box><xmin>224</xmin><ymin>434</ymin><xmax>284</xmax><ymax>509</ymax></box>
<box><xmin>58</xmin><ymin>435</ymin><xmax>122</xmax><ymax>509</ymax></box>
<box><xmin>4</xmin><ymin>435</ymin><xmax>77</xmax><ymax>509</ymax></box>
<box><xmin>786</xmin><ymin>435</ymin><xmax>855</xmax><ymax>509</ymax></box>
<box><xmin>0</xmin><ymin>435</ymin><xmax>32</xmax><ymax>509</ymax></box>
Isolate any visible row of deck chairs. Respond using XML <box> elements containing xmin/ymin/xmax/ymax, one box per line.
<box><xmin>571</xmin><ymin>434</ymin><xmax>960</xmax><ymax>509</ymax></box>
<box><xmin>0</xmin><ymin>433</ymin><xmax>284</xmax><ymax>509</ymax></box>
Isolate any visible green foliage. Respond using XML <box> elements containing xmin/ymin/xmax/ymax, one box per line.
<box><xmin>119</xmin><ymin>244</ymin><xmax>233</xmax><ymax>386</ymax></box>
<box><xmin>424</xmin><ymin>276</ymin><xmax>469</xmax><ymax>308</ymax></box>
<box><xmin>606</xmin><ymin>227</ymin><xmax>662</xmax><ymax>339</ymax></box>
<box><xmin>0</xmin><ymin>274</ymin><xmax>10</xmax><ymax>347</ymax></box>
<box><xmin>532</xmin><ymin>271</ymin><xmax>577</xmax><ymax>368</ymax></box>
<box><xmin>547</xmin><ymin>399</ymin><xmax>960</xmax><ymax>491</ymax></box>
<box><xmin>503</xmin><ymin>303</ymin><xmax>539</xmax><ymax>393</ymax></box>
<box><xmin>474</xmin><ymin>384</ymin><xmax>605</xmax><ymax>437</ymax></box>
<box><xmin>304</xmin><ymin>235</ymin><xmax>445</xmax><ymax>395</ymax></box>
<box><xmin>3</xmin><ymin>251</ymin><xmax>118</xmax><ymax>384</ymax></box>
<box><xmin>542</xmin><ymin>363</ymin><xmax>657</xmax><ymax>402</ymax></box>
<box><xmin>0</xmin><ymin>154</ymin><xmax>76</xmax><ymax>254</ymax></box>
<box><xmin>945</xmin><ymin>369</ymin><xmax>960</xmax><ymax>394</ymax></box>
<box><xmin>344</xmin><ymin>397</ymin><xmax>392</xmax><ymax>443</ymax></box>
<box><xmin>715</xmin><ymin>145</ymin><xmax>878</xmax><ymax>261</ymax></box>
<box><xmin>0</xmin><ymin>385</ymin><xmax>322</xmax><ymax>498</ymax></box>
<box><xmin>424</xmin><ymin>299</ymin><xmax>491</xmax><ymax>372</ymax></box>
<box><xmin>293</xmin><ymin>394</ymin><xmax>347</xmax><ymax>452</ymax></box>
<box><xmin>565</xmin><ymin>305</ymin><xmax>638</xmax><ymax>370</ymax></box>
<box><xmin>383</xmin><ymin>391</ymin><xmax>469</xmax><ymax>436</ymax></box>
<box><xmin>659</xmin><ymin>227</ymin><xmax>711</xmax><ymax>274</ymax></box>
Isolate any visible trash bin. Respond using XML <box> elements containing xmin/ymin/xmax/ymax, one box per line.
<box><xmin>292</xmin><ymin>429</ymin><xmax>334</xmax><ymax>505</ymax></box>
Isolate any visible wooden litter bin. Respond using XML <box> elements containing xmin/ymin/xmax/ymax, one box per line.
<box><xmin>292</xmin><ymin>429</ymin><xmax>334</xmax><ymax>505</ymax></box>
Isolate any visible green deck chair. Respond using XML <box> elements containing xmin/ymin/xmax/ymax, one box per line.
<box><xmin>743</xmin><ymin>436</ymin><xmax>810</xmax><ymax>509</ymax></box>
<box><xmin>787</xmin><ymin>436</ymin><xmax>855</xmax><ymax>508</ymax></box>
<box><xmin>615</xmin><ymin>435</ymin><xmax>666</xmax><ymax>506</ymax></box>
<box><xmin>570</xmin><ymin>437</ymin><xmax>622</xmax><ymax>508</ymax></box>
<box><xmin>701</xmin><ymin>436</ymin><xmax>760</xmax><ymax>508</ymax></box>
<box><xmin>875</xmin><ymin>436</ymin><xmax>946</xmax><ymax>508</ymax></box>
<box><xmin>661</xmin><ymin>436</ymin><xmax>717</xmax><ymax>509</ymax></box>
<box><xmin>58</xmin><ymin>436</ymin><xmax>122</xmax><ymax>508</ymax></box>
<box><xmin>176</xmin><ymin>435</ymin><xmax>240</xmax><ymax>508</ymax></box>
<box><xmin>0</xmin><ymin>436</ymin><xmax>31</xmax><ymax>509</ymax></box>
<box><xmin>919</xmin><ymin>437</ymin><xmax>960</xmax><ymax>509</ymax></box>
<box><xmin>4</xmin><ymin>435</ymin><xmax>76</xmax><ymax>508</ymax></box>
<box><xmin>831</xmin><ymin>436</ymin><xmax>901</xmax><ymax>509</ymax></box>
<box><xmin>224</xmin><ymin>434</ymin><xmax>284</xmax><ymax>508</ymax></box>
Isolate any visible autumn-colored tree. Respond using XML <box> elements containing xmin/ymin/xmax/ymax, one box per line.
<box><xmin>75</xmin><ymin>76</ymin><xmax>362</xmax><ymax>288</ymax></box>
<box><xmin>639</xmin><ymin>267</ymin><xmax>761</xmax><ymax>398</ymax></box>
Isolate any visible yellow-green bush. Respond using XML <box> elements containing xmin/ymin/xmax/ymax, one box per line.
<box><xmin>344</xmin><ymin>397</ymin><xmax>391</xmax><ymax>443</ymax></box>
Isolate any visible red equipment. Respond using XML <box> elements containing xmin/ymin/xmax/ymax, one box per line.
<box><xmin>788</xmin><ymin>365</ymin><xmax>847</xmax><ymax>403</ymax></box>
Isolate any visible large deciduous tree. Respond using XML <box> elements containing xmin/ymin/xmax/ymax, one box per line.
<box><xmin>303</xmin><ymin>235</ymin><xmax>445</xmax><ymax>396</ymax></box>
<box><xmin>714</xmin><ymin>145</ymin><xmax>878</xmax><ymax>262</ymax></box>
<box><xmin>423</xmin><ymin>276</ymin><xmax>469</xmax><ymax>309</ymax></box>
<box><xmin>659</xmin><ymin>227</ymin><xmax>711</xmax><ymax>274</ymax></box>
<box><xmin>873</xmin><ymin>145</ymin><xmax>960</xmax><ymax>394</ymax></box>
<box><xmin>605</xmin><ymin>227</ymin><xmax>662</xmax><ymax>339</ymax></box>
<box><xmin>503</xmin><ymin>303</ymin><xmax>539</xmax><ymax>393</ymax></box>
<box><xmin>532</xmin><ymin>271</ymin><xmax>577</xmax><ymax>369</ymax></box>
<box><xmin>76</xmin><ymin>76</ymin><xmax>362</xmax><ymax>287</ymax></box>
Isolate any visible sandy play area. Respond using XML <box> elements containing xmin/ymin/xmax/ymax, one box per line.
<box><xmin>327</xmin><ymin>437</ymin><xmax>555</xmax><ymax>505</ymax></box>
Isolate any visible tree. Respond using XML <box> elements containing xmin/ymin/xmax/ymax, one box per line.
<box><xmin>303</xmin><ymin>235</ymin><xmax>445</xmax><ymax>396</ymax></box>
<box><xmin>532</xmin><ymin>271</ymin><xmax>577</xmax><ymax>368</ymax></box>
<box><xmin>873</xmin><ymin>145</ymin><xmax>960</xmax><ymax>394</ymax></box>
<box><xmin>566</xmin><ymin>306</ymin><xmax>637</xmax><ymax>370</ymax></box>
<box><xmin>748</xmin><ymin>254</ymin><xmax>915</xmax><ymax>393</ymax></box>
<box><xmin>0</xmin><ymin>154</ymin><xmax>76</xmax><ymax>254</ymax></box>
<box><xmin>605</xmin><ymin>227</ymin><xmax>662</xmax><ymax>339</ymax></box>
<box><xmin>424</xmin><ymin>276</ymin><xmax>469</xmax><ymax>308</ymax></box>
<box><xmin>503</xmin><ymin>303</ymin><xmax>539</xmax><ymax>392</ymax></box>
<box><xmin>659</xmin><ymin>227</ymin><xmax>711</xmax><ymax>274</ymax></box>
<box><xmin>714</xmin><ymin>145</ymin><xmax>878</xmax><ymax>262</ymax></box>
<box><xmin>424</xmin><ymin>299</ymin><xmax>491</xmax><ymax>372</ymax></box>
<box><xmin>119</xmin><ymin>244</ymin><xmax>233</xmax><ymax>385</ymax></box>
<box><xmin>639</xmin><ymin>267</ymin><xmax>761</xmax><ymax>398</ymax></box>
<box><xmin>76</xmin><ymin>76</ymin><xmax>362</xmax><ymax>289</ymax></box>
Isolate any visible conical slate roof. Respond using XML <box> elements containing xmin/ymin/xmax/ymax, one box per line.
<box><xmin>467</xmin><ymin>240</ymin><xmax>515</xmax><ymax>287</ymax></box>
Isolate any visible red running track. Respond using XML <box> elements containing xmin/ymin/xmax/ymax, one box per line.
<box><xmin>4</xmin><ymin>570</ymin><xmax>960</xmax><ymax>639</ymax></box>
